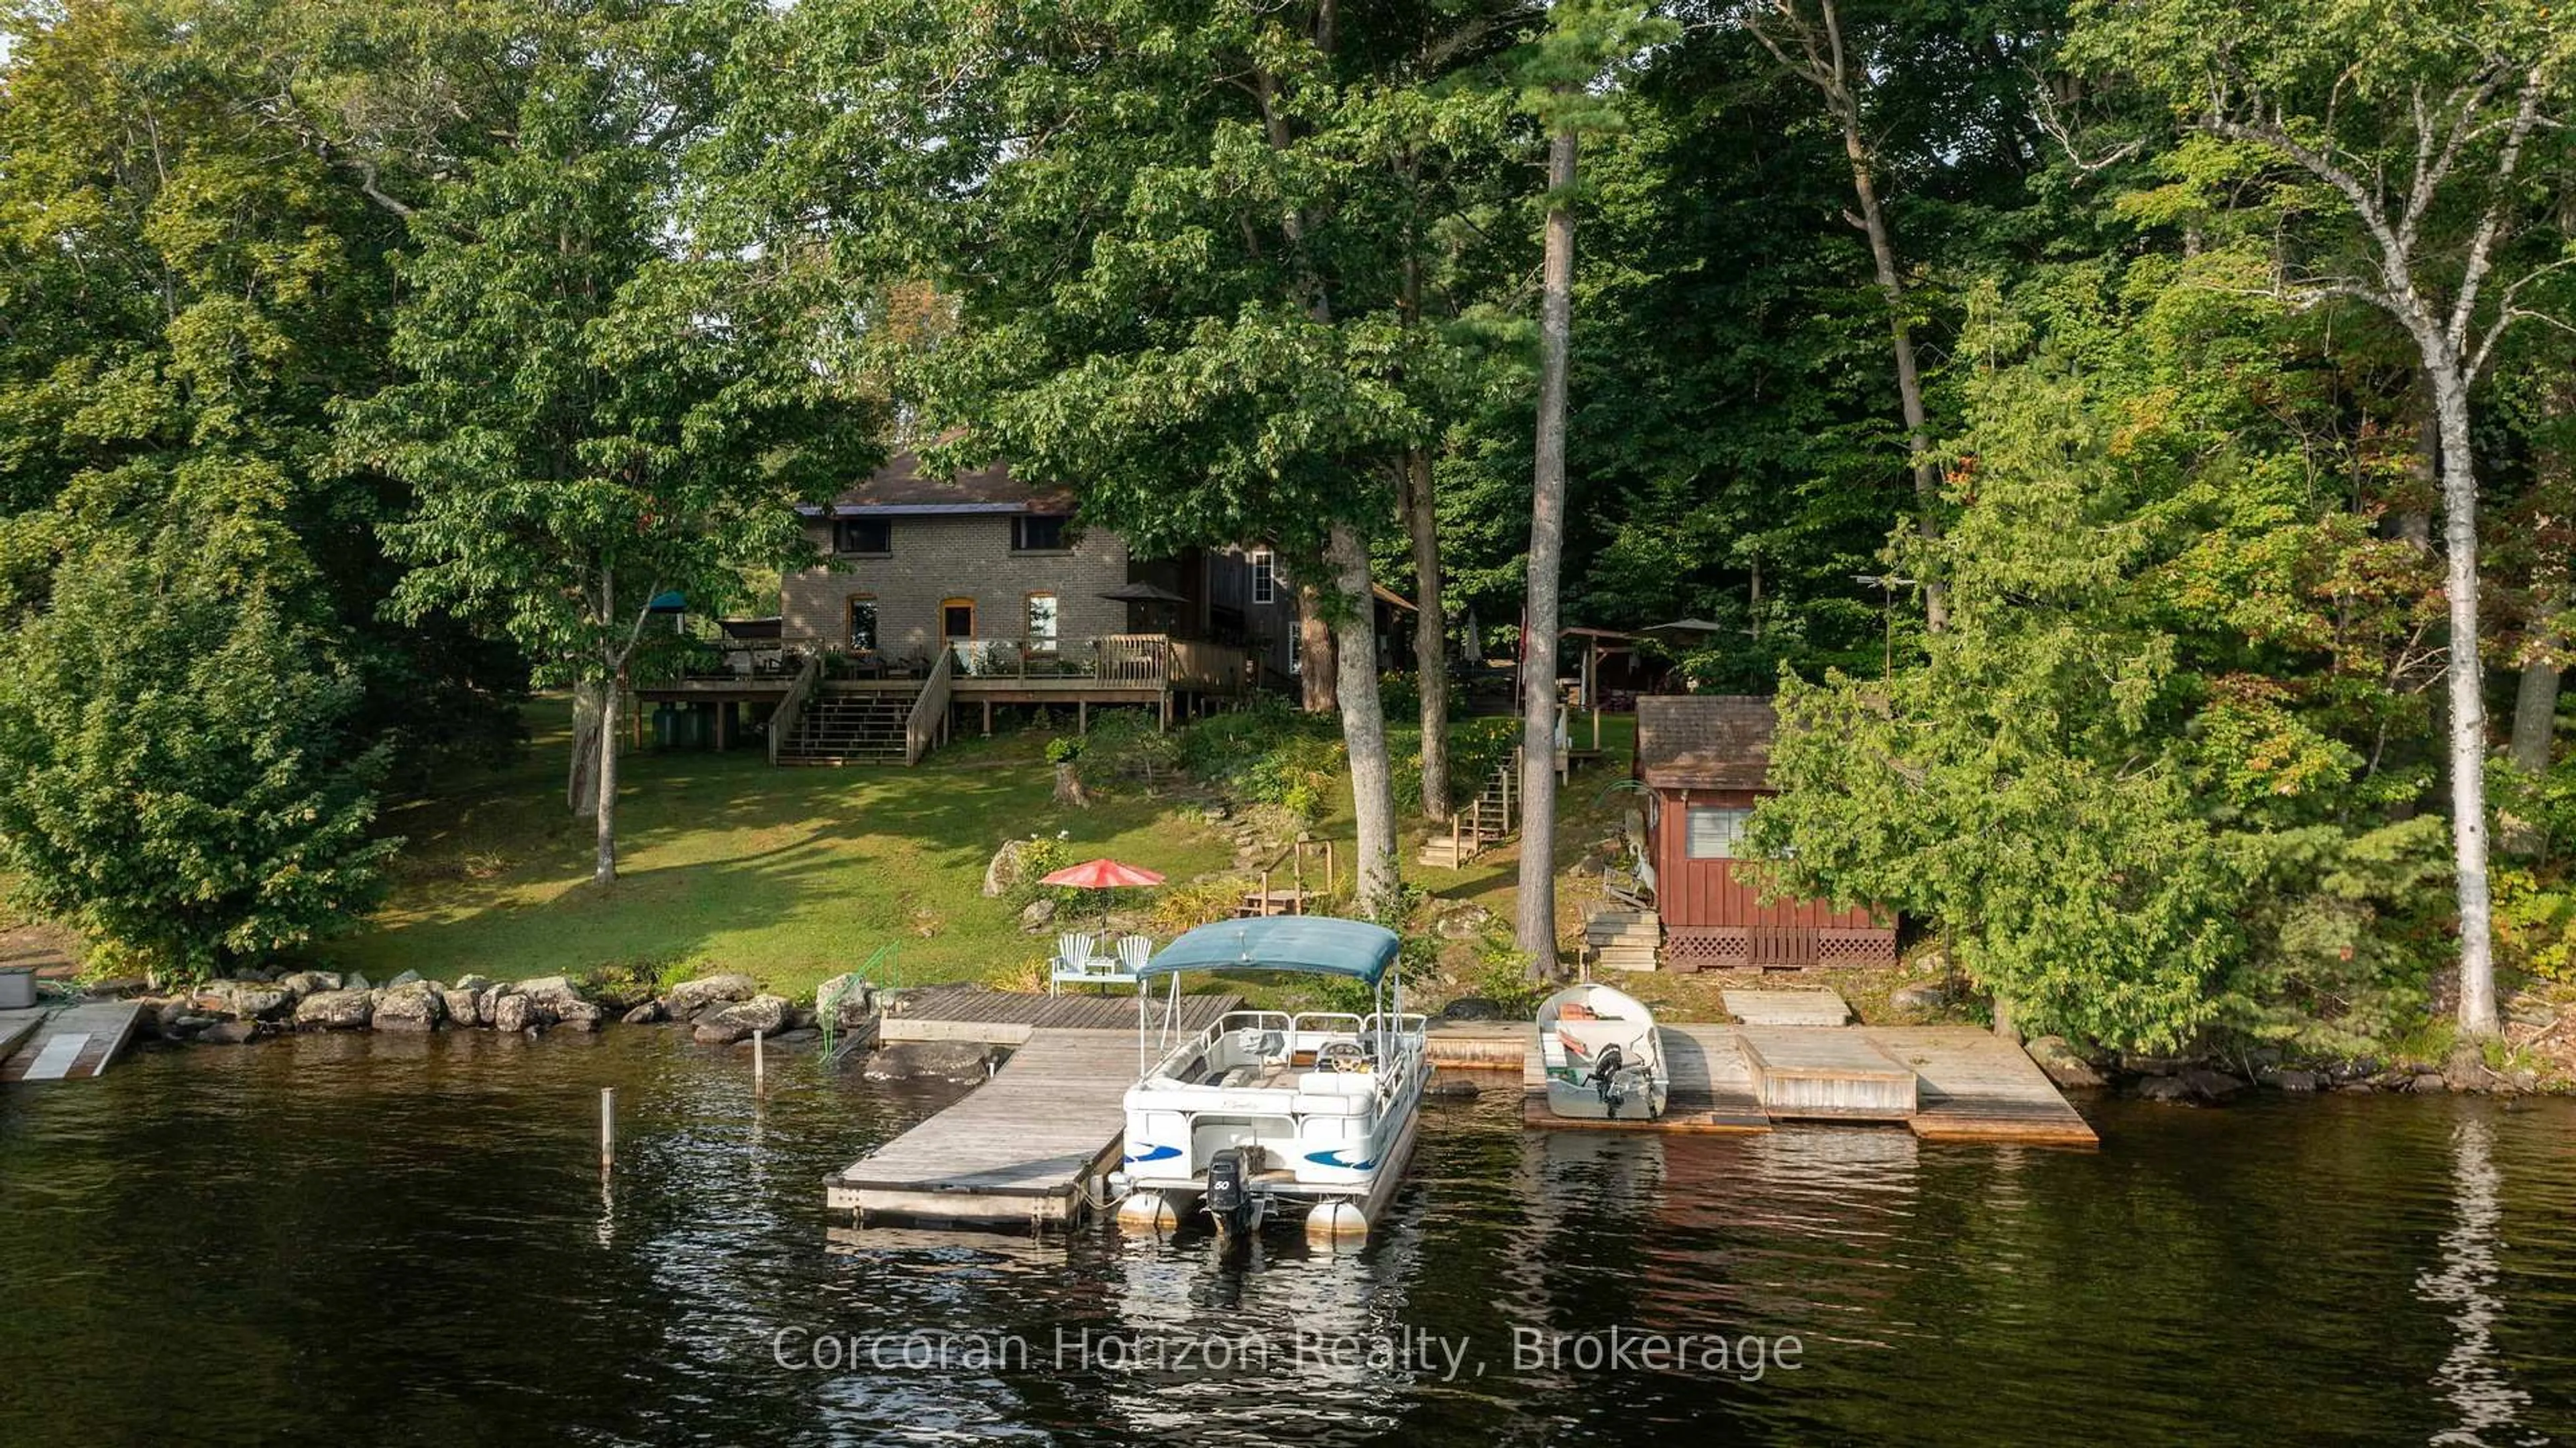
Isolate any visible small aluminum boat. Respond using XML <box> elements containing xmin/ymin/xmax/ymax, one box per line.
<box><xmin>1536</xmin><ymin>982</ymin><xmax>1668</xmax><ymax>1121</ymax></box>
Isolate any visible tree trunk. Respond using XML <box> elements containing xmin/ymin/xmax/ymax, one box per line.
<box><xmin>594</xmin><ymin>675</ymin><xmax>622</xmax><ymax>886</ymax></box>
<box><xmin>1515</xmin><ymin>125</ymin><xmax>1576</xmax><ymax>966</ymax></box>
<box><xmin>1827</xmin><ymin>18</ymin><xmax>1945</xmax><ymax>633</ymax></box>
<box><xmin>2430</xmin><ymin>370</ymin><xmax>2496</xmax><ymax>1037</ymax></box>
<box><xmin>1405</xmin><ymin>446</ymin><xmax>1452</xmax><ymax>819</ymax></box>
<box><xmin>1326</xmin><ymin>521</ymin><xmax>1401</xmax><ymax>914</ymax></box>
<box><xmin>1053</xmin><ymin>762</ymin><xmax>1091</xmax><ymax>809</ymax></box>
<box><xmin>568</xmin><ymin>680</ymin><xmax>604</xmax><ymax>817</ymax></box>
<box><xmin>1296</xmin><ymin>581</ymin><xmax>1338</xmax><ymax>713</ymax></box>
<box><xmin>2511</xmin><ymin>658</ymin><xmax>2562</xmax><ymax>775</ymax></box>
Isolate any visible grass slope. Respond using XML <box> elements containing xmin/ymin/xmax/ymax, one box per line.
<box><xmin>317</xmin><ymin>701</ymin><xmax>1245</xmax><ymax>997</ymax></box>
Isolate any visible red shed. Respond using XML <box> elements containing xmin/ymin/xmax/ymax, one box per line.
<box><xmin>1634</xmin><ymin>696</ymin><xmax>1896</xmax><ymax>972</ymax></box>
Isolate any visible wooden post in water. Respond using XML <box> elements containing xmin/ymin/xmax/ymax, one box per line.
<box><xmin>753</xmin><ymin>1030</ymin><xmax>766</xmax><ymax>1092</ymax></box>
<box><xmin>600</xmin><ymin>1087</ymin><xmax>616</xmax><ymax>1171</ymax></box>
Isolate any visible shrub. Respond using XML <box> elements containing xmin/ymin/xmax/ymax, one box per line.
<box><xmin>1178</xmin><ymin>702</ymin><xmax>1344</xmax><ymax>821</ymax></box>
<box><xmin>2496</xmin><ymin>866</ymin><xmax>2576</xmax><ymax>984</ymax></box>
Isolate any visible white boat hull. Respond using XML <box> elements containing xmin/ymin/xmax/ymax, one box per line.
<box><xmin>1537</xmin><ymin>983</ymin><xmax>1669</xmax><ymax>1121</ymax></box>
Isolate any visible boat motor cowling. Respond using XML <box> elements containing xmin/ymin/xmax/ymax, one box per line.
<box><xmin>1206</xmin><ymin>1148</ymin><xmax>1249</xmax><ymax>1216</ymax></box>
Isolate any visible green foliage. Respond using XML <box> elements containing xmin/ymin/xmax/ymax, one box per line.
<box><xmin>2495</xmin><ymin>866</ymin><xmax>2576</xmax><ymax>984</ymax></box>
<box><xmin>1179</xmin><ymin>702</ymin><xmax>1346</xmax><ymax>820</ymax></box>
<box><xmin>1044</xmin><ymin>736</ymin><xmax>1084</xmax><ymax>766</ymax></box>
<box><xmin>1463</xmin><ymin>933</ymin><xmax>1550</xmax><ymax>1017</ymax></box>
<box><xmin>0</xmin><ymin>507</ymin><xmax>396</xmax><ymax>982</ymax></box>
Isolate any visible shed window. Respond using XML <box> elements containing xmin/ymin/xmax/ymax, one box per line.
<box><xmin>1684</xmin><ymin>806</ymin><xmax>1753</xmax><ymax>860</ymax></box>
<box><xmin>1250</xmin><ymin>549</ymin><xmax>1275</xmax><ymax>605</ymax></box>
<box><xmin>836</xmin><ymin>517</ymin><xmax>892</xmax><ymax>555</ymax></box>
<box><xmin>1012</xmin><ymin>514</ymin><xmax>1070</xmax><ymax>552</ymax></box>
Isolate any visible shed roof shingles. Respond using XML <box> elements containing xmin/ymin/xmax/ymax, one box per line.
<box><xmin>1635</xmin><ymin>696</ymin><xmax>1777</xmax><ymax>791</ymax></box>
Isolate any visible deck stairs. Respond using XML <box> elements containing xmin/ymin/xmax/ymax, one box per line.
<box><xmin>1417</xmin><ymin>754</ymin><xmax>1519</xmax><ymax>868</ymax></box>
<box><xmin>1583</xmin><ymin>907</ymin><xmax>1661</xmax><ymax>973</ymax></box>
<box><xmin>777</xmin><ymin>688</ymin><xmax>913</xmax><ymax>765</ymax></box>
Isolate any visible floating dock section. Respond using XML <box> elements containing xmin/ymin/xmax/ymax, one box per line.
<box><xmin>0</xmin><ymin>1000</ymin><xmax>142</xmax><ymax>1085</ymax></box>
<box><xmin>828</xmin><ymin>988</ymin><xmax>1240</xmax><ymax>1228</ymax></box>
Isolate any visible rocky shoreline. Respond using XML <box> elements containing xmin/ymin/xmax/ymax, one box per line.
<box><xmin>107</xmin><ymin>966</ymin><xmax>884</xmax><ymax>1054</ymax></box>
<box><xmin>2020</xmin><ymin>1032</ymin><xmax>2565</xmax><ymax>1102</ymax></box>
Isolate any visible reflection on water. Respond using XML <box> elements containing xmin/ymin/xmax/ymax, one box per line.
<box><xmin>2420</xmin><ymin>1119</ymin><xmax>2542</xmax><ymax>1448</ymax></box>
<box><xmin>2</xmin><ymin>1033</ymin><xmax>2575</xmax><ymax>1446</ymax></box>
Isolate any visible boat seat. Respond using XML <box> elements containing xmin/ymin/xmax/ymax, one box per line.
<box><xmin>1295</xmin><ymin>1070</ymin><xmax>1376</xmax><ymax>1096</ymax></box>
<box><xmin>1214</xmin><ymin>1064</ymin><xmax>1264</xmax><ymax>1088</ymax></box>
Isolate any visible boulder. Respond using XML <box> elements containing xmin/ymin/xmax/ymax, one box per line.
<box><xmin>516</xmin><ymin>976</ymin><xmax>588</xmax><ymax>1021</ymax></box>
<box><xmin>1439</xmin><ymin>997</ymin><xmax>1502</xmax><ymax>1023</ymax></box>
<box><xmin>814</xmin><ymin>974</ymin><xmax>875</xmax><ymax>1029</ymax></box>
<box><xmin>200</xmin><ymin>1020</ymin><xmax>262</xmax><ymax>1046</ymax></box>
<box><xmin>162</xmin><ymin>1013</ymin><xmax>221</xmax><ymax>1041</ymax></box>
<box><xmin>441</xmin><ymin>989</ymin><xmax>483</xmax><ymax>1026</ymax></box>
<box><xmin>1434</xmin><ymin>904</ymin><xmax>1495</xmax><ymax>941</ymax></box>
<box><xmin>343</xmin><ymin>972</ymin><xmax>373</xmax><ymax>992</ymax></box>
<box><xmin>2135</xmin><ymin>1075</ymin><xmax>2193</xmax><ymax>1102</ymax></box>
<box><xmin>2176</xmin><ymin>1068</ymin><xmax>2247</xmax><ymax>1102</ymax></box>
<box><xmin>453</xmin><ymin>973</ymin><xmax>494</xmax><ymax>998</ymax></box>
<box><xmin>372</xmin><ymin>981</ymin><xmax>447</xmax><ymax>1033</ymax></box>
<box><xmin>2025</xmin><ymin>1035</ymin><xmax>2106</xmax><ymax>1090</ymax></box>
<box><xmin>692</xmin><ymin>1019</ymin><xmax>752</xmax><ymax>1046</ymax></box>
<box><xmin>87</xmin><ymin>975</ymin><xmax>152</xmax><ymax>998</ymax></box>
<box><xmin>195</xmin><ymin>981</ymin><xmax>292</xmax><ymax>1022</ymax></box>
<box><xmin>491</xmin><ymin>992</ymin><xmax>536</xmax><ymax>1035</ymax></box>
<box><xmin>474</xmin><ymin>986</ymin><xmax>504</xmax><ymax>1027</ymax></box>
<box><xmin>553</xmin><ymin>1000</ymin><xmax>606</xmax><ymax>1034</ymax></box>
<box><xmin>2410</xmin><ymin>1072</ymin><xmax>2452</xmax><ymax>1094</ymax></box>
<box><xmin>621</xmin><ymin>1000</ymin><xmax>665</xmax><ymax>1026</ymax></box>
<box><xmin>1018</xmin><ymin>897</ymin><xmax>1058</xmax><ymax>931</ymax></box>
<box><xmin>981</xmin><ymin>837</ymin><xmax>1035</xmax><ymax>898</ymax></box>
<box><xmin>863</xmin><ymin>1041</ymin><xmax>1000</xmax><ymax>1082</ymax></box>
<box><xmin>2267</xmin><ymin>1068</ymin><xmax>2324</xmax><ymax>1092</ymax></box>
<box><xmin>276</xmin><ymin>971</ymin><xmax>341</xmax><ymax>999</ymax></box>
<box><xmin>663</xmin><ymin>973</ymin><xmax>758</xmax><ymax>1019</ymax></box>
<box><xmin>710</xmin><ymin>994</ymin><xmax>794</xmax><ymax>1035</ymax></box>
<box><xmin>387</xmin><ymin>970</ymin><xmax>423</xmax><ymax>988</ymax></box>
<box><xmin>1889</xmin><ymin>983</ymin><xmax>1951</xmax><ymax>1014</ymax></box>
<box><xmin>293</xmin><ymin>988</ymin><xmax>374</xmax><ymax>1031</ymax></box>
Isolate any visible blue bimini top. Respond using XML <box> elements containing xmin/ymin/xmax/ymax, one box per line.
<box><xmin>1141</xmin><ymin>916</ymin><xmax>1402</xmax><ymax>986</ymax></box>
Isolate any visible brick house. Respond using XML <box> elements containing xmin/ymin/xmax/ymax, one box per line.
<box><xmin>782</xmin><ymin>452</ymin><xmax>1299</xmax><ymax>675</ymax></box>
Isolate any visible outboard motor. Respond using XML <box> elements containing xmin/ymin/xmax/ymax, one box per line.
<box><xmin>1589</xmin><ymin>1045</ymin><xmax>1629</xmax><ymax>1119</ymax></box>
<box><xmin>1205</xmin><ymin>1149</ymin><xmax>1254</xmax><ymax>1239</ymax></box>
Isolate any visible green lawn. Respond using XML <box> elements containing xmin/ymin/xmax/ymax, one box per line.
<box><xmin>316</xmin><ymin>700</ymin><xmax>1246</xmax><ymax>997</ymax></box>
<box><xmin>313</xmin><ymin>699</ymin><xmax>1638</xmax><ymax>1003</ymax></box>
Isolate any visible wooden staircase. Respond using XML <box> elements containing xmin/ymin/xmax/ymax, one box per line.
<box><xmin>1583</xmin><ymin>907</ymin><xmax>1661</xmax><ymax>973</ymax></box>
<box><xmin>1417</xmin><ymin>754</ymin><xmax>1519</xmax><ymax>868</ymax></box>
<box><xmin>777</xmin><ymin>688</ymin><xmax>912</xmax><ymax>765</ymax></box>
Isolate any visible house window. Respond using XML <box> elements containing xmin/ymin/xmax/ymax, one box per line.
<box><xmin>1025</xmin><ymin>592</ymin><xmax>1060</xmax><ymax>653</ymax></box>
<box><xmin>1250</xmin><ymin>549</ymin><xmax>1275</xmax><ymax>605</ymax></box>
<box><xmin>847</xmin><ymin>594</ymin><xmax>878</xmax><ymax>653</ymax></box>
<box><xmin>835</xmin><ymin>517</ymin><xmax>891</xmax><ymax>555</ymax></box>
<box><xmin>1012</xmin><ymin>514</ymin><xmax>1070</xmax><ymax>552</ymax></box>
<box><xmin>1685</xmin><ymin>806</ymin><xmax>1754</xmax><ymax>861</ymax></box>
<box><xmin>942</xmin><ymin>597</ymin><xmax>976</xmax><ymax>640</ymax></box>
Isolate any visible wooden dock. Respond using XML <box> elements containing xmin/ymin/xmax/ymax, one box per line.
<box><xmin>878</xmin><ymin>984</ymin><xmax>1238</xmax><ymax>1045</ymax></box>
<box><xmin>0</xmin><ymin>1000</ymin><xmax>142</xmax><ymax>1084</ymax></box>
<box><xmin>1510</xmin><ymin>1021</ymin><xmax>2095</xmax><ymax>1147</ymax></box>
<box><xmin>830</xmin><ymin>989</ymin><xmax>1246</xmax><ymax>1229</ymax></box>
<box><xmin>1872</xmin><ymin>1027</ymin><xmax>2099</xmax><ymax>1147</ymax></box>
<box><xmin>828</xmin><ymin>1028</ymin><xmax>1140</xmax><ymax>1227</ymax></box>
<box><xmin>1723</xmin><ymin>988</ymin><xmax>1853</xmax><ymax>1027</ymax></box>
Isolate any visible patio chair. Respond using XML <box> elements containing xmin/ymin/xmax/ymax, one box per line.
<box><xmin>1048</xmin><ymin>932</ymin><xmax>1097</xmax><ymax>996</ymax></box>
<box><xmin>1114</xmin><ymin>935</ymin><xmax>1152</xmax><ymax>979</ymax></box>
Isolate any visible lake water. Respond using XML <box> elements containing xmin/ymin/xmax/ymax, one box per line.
<box><xmin>2</xmin><ymin>1029</ymin><xmax>2572</xmax><ymax>1446</ymax></box>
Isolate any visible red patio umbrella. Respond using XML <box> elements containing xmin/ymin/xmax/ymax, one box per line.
<box><xmin>1038</xmin><ymin>859</ymin><xmax>1167</xmax><ymax>890</ymax></box>
<box><xmin>1040</xmin><ymin>858</ymin><xmax>1164</xmax><ymax>934</ymax></box>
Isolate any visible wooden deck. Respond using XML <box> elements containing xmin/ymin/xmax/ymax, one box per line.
<box><xmin>0</xmin><ymin>1000</ymin><xmax>142</xmax><ymax>1084</ymax></box>
<box><xmin>878</xmin><ymin>985</ymin><xmax>1238</xmax><ymax>1045</ymax></box>
<box><xmin>1872</xmin><ymin>1027</ymin><xmax>2100</xmax><ymax>1147</ymax></box>
<box><xmin>828</xmin><ymin>1028</ymin><xmax>1142</xmax><ymax>1227</ymax></box>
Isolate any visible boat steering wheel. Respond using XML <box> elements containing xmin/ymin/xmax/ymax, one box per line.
<box><xmin>1316</xmin><ymin>1040</ymin><xmax>1371</xmax><ymax>1073</ymax></box>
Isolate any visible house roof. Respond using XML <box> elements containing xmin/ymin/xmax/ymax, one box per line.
<box><xmin>800</xmin><ymin>452</ymin><xmax>1076</xmax><ymax>517</ymax></box>
<box><xmin>1635</xmin><ymin>695</ymin><xmax>1778</xmax><ymax>791</ymax></box>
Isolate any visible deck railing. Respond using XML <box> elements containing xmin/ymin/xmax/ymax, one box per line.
<box><xmin>903</xmin><ymin>645</ymin><xmax>953</xmax><ymax>765</ymax></box>
<box><xmin>767</xmin><ymin>651</ymin><xmax>821</xmax><ymax>766</ymax></box>
<box><xmin>935</xmin><ymin>633</ymin><xmax>1250</xmax><ymax>690</ymax></box>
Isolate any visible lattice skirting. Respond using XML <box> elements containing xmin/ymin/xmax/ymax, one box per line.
<box><xmin>1662</xmin><ymin>927</ymin><xmax>1896</xmax><ymax>972</ymax></box>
